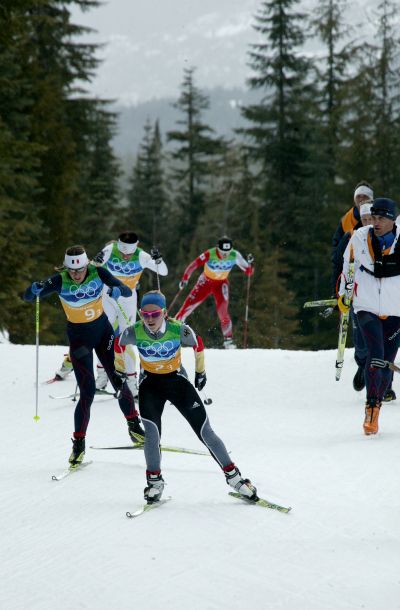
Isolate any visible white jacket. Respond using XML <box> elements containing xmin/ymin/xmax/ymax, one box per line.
<box><xmin>341</xmin><ymin>225</ymin><xmax>400</xmax><ymax>317</ymax></box>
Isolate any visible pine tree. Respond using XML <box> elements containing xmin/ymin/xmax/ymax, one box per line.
<box><xmin>338</xmin><ymin>1</ymin><xmax>400</xmax><ymax>196</ymax></box>
<box><xmin>0</xmin><ymin>1</ymin><xmax>45</xmax><ymax>342</ymax></box>
<box><xmin>245</xmin><ymin>248</ymin><xmax>300</xmax><ymax>348</ymax></box>
<box><xmin>72</xmin><ymin>101</ymin><xmax>121</xmax><ymax>254</ymax></box>
<box><xmin>240</xmin><ymin>0</ymin><xmax>312</xmax><ymax>241</ymax></box>
<box><xmin>167</xmin><ymin>67</ymin><xmax>226</xmax><ymax>255</ymax></box>
<box><xmin>369</xmin><ymin>0</ymin><xmax>400</xmax><ymax>194</ymax></box>
<box><xmin>126</xmin><ymin>119</ymin><xmax>168</xmax><ymax>248</ymax></box>
<box><xmin>0</xmin><ymin>1</ymin><xmax>121</xmax><ymax>344</ymax></box>
<box><xmin>310</xmin><ymin>0</ymin><xmax>355</xmax><ymax>199</ymax></box>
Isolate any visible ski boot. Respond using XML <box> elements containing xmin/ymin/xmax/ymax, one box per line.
<box><xmin>363</xmin><ymin>399</ymin><xmax>381</xmax><ymax>435</ymax></box>
<box><xmin>224</xmin><ymin>464</ymin><xmax>257</xmax><ymax>499</ymax></box>
<box><xmin>55</xmin><ymin>354</ymin><xmax>73</xmax><ymax>380</ymax></box>
<box><xmin>144</xmin><ymin>472</ymin><xmax>165</xmax><ymax>504</ymax></box>
<box><xmin>69</xmin><ymin>437</ymin><xmax>85</xmax><ymax>467</ymax></box>
<box><xmin>127</xmin><ymin>416</ymin><xmax>145</xmax><ymax>444</ymax></box>
<box><xmin>95</xmin><ymin>366</ymin><xmax>109</xmax><ymax>390</ymax></box>
<box><xmin>353</xmin><ymin>365</ymin><xmax>365</xmax><ymax>392</ymax></box>
<box><xmin>383</xmin><ymin>387</ymin><xmax>396</xmax><ymax>402</ymax></box>
<box><xmin>223</xmin><ymin>338</ymin><xmax>237</xmax><ymax>350</ymax></box>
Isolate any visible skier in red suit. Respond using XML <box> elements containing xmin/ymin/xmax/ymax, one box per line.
<box><xmin>175</xmin><ymin>237</ymin><xmax>254</xmax><ymax>348</ymax></box>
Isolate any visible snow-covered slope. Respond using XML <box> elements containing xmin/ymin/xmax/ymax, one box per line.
<box><xmin>1</xmin><ymin>345</ymin><xmax>399</xmax><ymax>610</ymax></box>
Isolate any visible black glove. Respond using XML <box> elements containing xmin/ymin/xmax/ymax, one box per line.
<box><xmin>150</xmin><ymin>247</ymin><xmax>163</xmax><ymax>264</ymax></box>
<box><xmin>195</xmin><ymin>371</ymin><xmax>207</xmax><ymax>391</ymax></box>
<box><xmin>93</xmin><ymin>250</ymin><xmax>105</xmax><ymax>265</ymax></box>
<box><xmin>111</xmin><ymin>369</ymin><xmax>127</xmax><ymax>393</ymax></box>
<box><xmin>179</xmin><ymin>279</ymin><xmax>188</xmax><ymax>290</ymax></box>
<box><xmin>247</xmin><ymin>253</ymin><xmax>254</xmax><ymax>264</ymax></box>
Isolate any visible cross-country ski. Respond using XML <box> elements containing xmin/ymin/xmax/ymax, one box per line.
<box><xmin>126</xmin><ymin>497</ymin><xmax>172</xmax><ymax>519</ymax></box>
<box><xmin>51</xmin><ymin>460</ymin><xmax>93</xmax><ymax>481</ymax></box>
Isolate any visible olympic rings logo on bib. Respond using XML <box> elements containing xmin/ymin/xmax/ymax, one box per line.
<box><xmin>109</xmin><ymin>257</ymin><xmax>140</xmax><ymax>275</ymax></box>
<box><xmin>70</xmin><ymin>280</ymin><xmax>101</xmax><ymax>300</ymax></box>
<box><xmin>139</xmin><ymin>340</ymin><xmax>176</xmax><ymax>358</ymax></box>
<box><xmin>208</xmin><ymin>260</ymin><xmax>234</xmax><ymax>271</ymax></box>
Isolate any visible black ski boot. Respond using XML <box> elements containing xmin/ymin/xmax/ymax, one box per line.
<box><xmin>383</xmin><ymin>387</ymin><xmax>396</xmax><ymax>402</ymax></box>
<box><xmin>353</xmin><ymin>365</ymin><xmax>365</xmax><ymax>392</ymax></box>
<box><xmin>69</xmin><ymin>437</ymin><xmax>85</xmax><ymax>466</ymax></box>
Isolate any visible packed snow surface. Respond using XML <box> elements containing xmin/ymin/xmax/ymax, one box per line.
<box><xmin>1</xmin><ymin>345</ymin><xmax>399</xmax><ymax>610</ymax></box>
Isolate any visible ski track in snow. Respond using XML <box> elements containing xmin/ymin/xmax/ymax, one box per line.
<box><xmin>1</xmin><ymin>344</ymin><xmax>400</xmax><ymax>610</ymax></box>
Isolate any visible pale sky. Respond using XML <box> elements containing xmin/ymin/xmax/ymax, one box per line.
<box><xmin>70</xmin><ymin>0</ymin><xmax>380</xmax><ymax>107</ymax></box>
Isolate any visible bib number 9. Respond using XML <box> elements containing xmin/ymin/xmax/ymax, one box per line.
<box><xmin>85</xmin><ymin>308</ymin><xmax>96</xmax><ymax>320</ymax></box>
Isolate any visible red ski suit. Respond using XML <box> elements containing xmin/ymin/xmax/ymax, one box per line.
<box><xmin>175</xmin><ymin>247</ymin><xmax>253</xmax><ymax>340</ymax></box>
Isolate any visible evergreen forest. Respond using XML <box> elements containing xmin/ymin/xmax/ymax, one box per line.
<box><xmin>1</xmin><ymin>0</ymin><xmax>400</xmax><ymax>349</ymax></box>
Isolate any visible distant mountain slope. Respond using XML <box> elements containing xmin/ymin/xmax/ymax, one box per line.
<box><xmin>112</xmin><ymin>86</ymin><xmax>260</xmax><ymax>157</ymax></box>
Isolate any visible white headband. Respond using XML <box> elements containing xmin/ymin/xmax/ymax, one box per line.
<box><xmin>118</xmin><ymin>239</ymin><xmax>138</xmax><ymax>255</ymax></box>
<box><xmin>64</xmin><ymin>251</ymin><xmax>89</xmax><ymax>269</ymax></box>
<box><xmin>360</xmin><ymin>203</ymin><xmax>372</xmax><ymax>216</ymax></box>
<box><xmin>354</xmin><ymin>185</ymin><xmax>373</xmax><ymax>202</ymax></box>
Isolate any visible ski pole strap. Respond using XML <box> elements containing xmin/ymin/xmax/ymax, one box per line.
<box><xmin>359</xmin><ymin>265</ymin><xmax>374</xmax><ymax>276</ymax></box>
<box><xmin>371</xmin><ymin>358</ymin><xmax>400</xmax><ymax>373</ymax></box>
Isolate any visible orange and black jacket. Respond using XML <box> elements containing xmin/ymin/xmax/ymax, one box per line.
<box><xmin>331</xmin><ymin>206</ymin><xmax>362</xmax><ymax>293</ymax></box>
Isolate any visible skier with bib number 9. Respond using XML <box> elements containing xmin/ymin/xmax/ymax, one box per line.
<box><xmin>23</xmin><ymin>245</ymin><xmax>145</xmax><ymax>466</ymax></box>
<box><xmin>120</xmin><ymin>290</ymin><xmax>257</xmax><ymax>504</ymax></box>
<box><xmin>54</xmin><ymin>231</ymin><xmax>168</xmax><ymax>396</ymax></box>
<box><xmin>175</xmin><ymin>237</ymin><xmax>254</xmax><ymax>349</ymax></box>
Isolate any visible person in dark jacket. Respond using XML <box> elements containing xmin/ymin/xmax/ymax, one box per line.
<box><xmin>23</xmin><ymin>245</ymin><xmax>145</xmax><ymax>467</ymax></box>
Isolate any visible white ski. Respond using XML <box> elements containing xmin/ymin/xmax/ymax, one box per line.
<box><xmin>51</xmin><ymin>460</ymin><xmax>93</xmax><ymax>481</ymax></box>
<box><xmin>126</xmin><ymin>496</ymin><xmax>172</xmax><ymax>518</ymax></box>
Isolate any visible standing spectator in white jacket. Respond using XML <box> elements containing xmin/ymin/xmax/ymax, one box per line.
<box><xmin>339</xmin><ymin>198</ymin><xmax>400</xmax><ymax>435</ymax></box>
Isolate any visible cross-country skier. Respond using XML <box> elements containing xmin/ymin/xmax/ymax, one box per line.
<box><xmin>338</xmin><ymin>198</ymin><xmax>400</xmax><ymax>435</ymax></box>
<box><xmin>54</xmin><ymin>231</ymin><xmax>168</xmax><ymax>397</ymax></box>
<box><xmin>23</xmin><ymin>245</ymin><xmax>145</xmax><ymax>465</ymax></box>
<box><xmin>175</xmin><ymin>236</ymin><xmax>254</xmax><ymax>349</ymax></box>
<box><xmin>331</xmin><ymin>181</ymin><xmax>374</xmax><ymax>255</ymax></box>
<box><xmin>120</xmin><ymin>289</ymin><xmax>257</xmax><ymax>503</ymax></box>
<box><xmin>92</xmin><ymin>231</ymin><xmax>168</xmax><ymax>394</ymax></box>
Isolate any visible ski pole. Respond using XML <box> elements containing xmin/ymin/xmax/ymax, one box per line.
<box><xmin>167</xmin><ymin>287</ymin><xmax>183</xmax><ymax>315</ymax></box>
<box><xmin>116</xmin><ymin>300</ymin><xmax>131</xmax><ymax>326</ymax></box>
<box><xmin>151</xmin><ymin>246</ymin><xmax>161</xmax><ymax>291</ymax></box>
<box><xmin>34</xmin><ymin>296</ymin><xmax>40</xmax><ymax>421</ymax></box>
<box><xmin>202</xmin><ymin>391</ymin><xmax>213</xmax><ymax>405</ymax></box>
<box><xmin>72</xmin><ymin>383</ymin><xmax>79</xmax><ymax>402</ymax></box>
<box><xmin>243</xmin><ymin>254</ymin><xmax>253</xmax><ymax>349</ymax></box>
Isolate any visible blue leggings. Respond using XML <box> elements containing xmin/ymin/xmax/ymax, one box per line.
<box><xmin>356</xmin><ymin>311</ymin><xmax>400</xmax><ymax>401</ymax></box>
